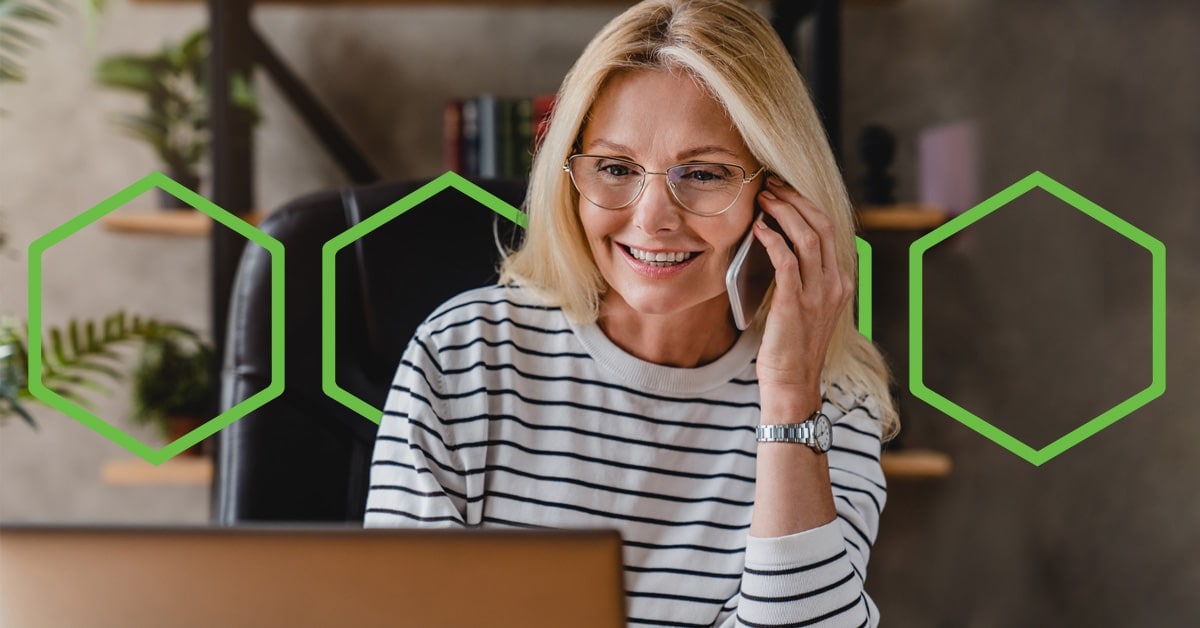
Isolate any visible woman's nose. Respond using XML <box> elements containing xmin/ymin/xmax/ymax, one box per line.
<box><xmin>631</xmin><ymin>174</ymin><xmax>684</xmax><ymax>233</ymax></box>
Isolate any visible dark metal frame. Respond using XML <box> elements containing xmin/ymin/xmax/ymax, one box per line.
<box><xmin>770</xmin><ymin>0</ymin><xmax>842</xmax><ymax>162</ymax></box>
<box><xmin>207</xmin><ymin>0</ymin><xmax>381</xmax><ymax>360</ymax></box>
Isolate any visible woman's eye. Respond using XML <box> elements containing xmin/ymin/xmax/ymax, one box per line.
<box><xmin>600</xmin><ymin>164</ymin><xmax>633</xmax><ymax>177</ymax></box>
<box><xmin>680</xmin><ymin>166</ymin><xmax>732</xmax><ymax>183</ymax></box>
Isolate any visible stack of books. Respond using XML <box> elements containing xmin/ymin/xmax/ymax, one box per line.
<box><xmin>443</xmin><ymin>94</ymin><xmax>556</xmax><ymax>179</ymax></box>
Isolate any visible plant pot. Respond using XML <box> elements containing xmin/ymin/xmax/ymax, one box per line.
<box><xmin>158</xmin><ymin>173</ymin><xmax>201</xmax><ymax>210</ymax></box>
<box><xmin>165</xmin><ymin>415</ymin><xmax>206</xmax><ymax>456</ymax></box>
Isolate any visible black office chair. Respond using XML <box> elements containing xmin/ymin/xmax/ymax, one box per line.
<box><xmin>215</xmin><ymin>177</ymin><xmax>527</xmax><ymax>524</ymax></box>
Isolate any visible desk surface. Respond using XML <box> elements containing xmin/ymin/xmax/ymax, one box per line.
<box><xmin>0</xmin><ymin>526</ymin><xmax>626</xmax><ymax>628</ymax></box>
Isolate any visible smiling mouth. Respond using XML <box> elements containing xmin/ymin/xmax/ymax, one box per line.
<box><xmin>622</xmin><ymin>245</ymin><xmax>698</xmax><ymax>267</ymax></box>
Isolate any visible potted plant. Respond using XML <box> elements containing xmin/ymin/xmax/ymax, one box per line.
<box><xmin>0</xmin><ymin>317</ymin><xmax>34</xmax><ymax>427</ymax></box>
<box><xmin>94</xmin><ymin>26</ymin><xmax>259</xmax><ymax>206</ymax></box>
<box><xmin>0</xmin><ymin>312</ymin><xmax>175</xmax><ymax>429</ymax></box>
<box><xmin>129</xmin><ymin>323</ymin><xmax>215</xmax><ymax>455</ymax></box>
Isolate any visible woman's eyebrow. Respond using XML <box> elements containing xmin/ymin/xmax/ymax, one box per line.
<box><xmin>675</xmin><ymin>145</ymin><xmax>741</xmax><ymax>162</ymax></box>
<box><xmin>586</xmin><ymin>138</ymin><xmax>741</xmax><ymax>162</ymax></box>
<box><xmin>586</xmin><ymin>138</ymin><xmax>636</xmax><ymax>156</ymax></box>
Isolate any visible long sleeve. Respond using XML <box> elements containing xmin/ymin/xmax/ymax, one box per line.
<box><xmin>364</xmin><ymin>327</ymin><xmax>485</xmax><ymax>529</ymax></box>
<box><xmin>717</xmin><ymin>392</ymin><xmax>886</xmax><ymax>628</ymax></box>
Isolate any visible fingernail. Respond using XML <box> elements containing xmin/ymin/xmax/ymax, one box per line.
<box><xmin>767</xmin><ymin>176</ymin><xmax>781</xmax><ymax>187</ymax></box>
<box><xmin>760</xmin><ymin>189</ymin><xmax>777</xmax><ymax>200</ymax></box>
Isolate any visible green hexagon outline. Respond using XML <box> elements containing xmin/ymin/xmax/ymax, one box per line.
<box><xmin>909</xmin><ymin>170</ymin><xmax>1167</xmax><ymax>465</ymax></box>
<box><xmin>856</xmin><ymin>236</ymin><xmax>872</xmax><ymax>341</ymax></box>
<box><xmin>322</xmin><ymin>173</ymin><xmax>877</xmax><ymax>423</ymax></box>
<box><xmin>26</xmin><ymin>171</ymin><xmax>287</xmax><ymax>464</ymax></box>
<box><xmin>321</xmin><ymin>172</ymin><xmax>528</xmax><ymax>423</ymax></box>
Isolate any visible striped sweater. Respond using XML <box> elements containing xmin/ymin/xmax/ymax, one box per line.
<box><xmin>365</xmin><ymin>285</ymin><xmax>886</xmax><ymax>627</ymax></box>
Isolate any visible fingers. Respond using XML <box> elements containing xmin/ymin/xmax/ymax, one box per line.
<box><xmin>763</xmin><ymin>176</ymin><xmax>840</xmax><ymax>274</ymax></box>
<box><xmin>759</xmin><ymin>189</ymin><xmax>820</xmax><ymax>292</ymax></box>
<box><xmin>752</xmin><ymin>212</ymin><xmax>803</xmax><ymax>290</ymax></box>
<box><xmin>756</xmin><ymin>183</ymin><xmax>827</xmax><ymax>290</ymax></box>
<box><xmin>756</xmin><ymin>176</ymin><xmax>853</xmax><ymax>308</ymax></box>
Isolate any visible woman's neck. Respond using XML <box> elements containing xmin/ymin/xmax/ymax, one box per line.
<box><xmin>595</xmin><ymin>292</ymin><xmax>738</xmax><ymax>368</ymax></box>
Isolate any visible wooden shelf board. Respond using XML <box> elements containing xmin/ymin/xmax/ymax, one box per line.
<box><xmin>857</xmin><ymin>204</ymin><xmax>949</xmax><ymax>231</ymax></box>
<box><xmin>101</xmin><ymin>449</ymin><xmax>945</xmax><ymax>486</ymax></box>
<box><xmin>103</xmin><ymin>457</ymin><xmax>213</xmax><ymax>486</ymax></box>
<box><xmin>101</xmin><ymin>211</ymin><xmax>264</xmax><ymax>237</ymax></box>
<box><xmin>881</xmin><ymin>449</ymin><xmax>952</xmax><ymax>479</ymax></box>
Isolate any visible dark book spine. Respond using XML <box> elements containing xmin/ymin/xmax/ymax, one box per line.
<box><xmin>515</xmin><ymin>98</ymin><xmax>534</xmax><ymax>179</ymax></box>
<box><xmin>477</xmin><ymin>93</ymin><xmax>498</xmax><ymax>178</ymax></box>
<box><xmin>460</xmin><ymin>98</ymin><xmax>480</xmax><ymax>178</ymax></box>
<box><xmin>498</xmin><ymin>98</ymin><xmax>517</xmax><ymax>179</ymax></box>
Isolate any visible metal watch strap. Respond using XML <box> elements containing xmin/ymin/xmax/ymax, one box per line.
<box><xmin>756</xmin><ymin>422</ymin><xmax>815</xmax><ymax>444</ymax></box>
<box><xmin>755</xmin><ymin>410</ymin><xmax>830</xmax><ymax>454</ymax></box>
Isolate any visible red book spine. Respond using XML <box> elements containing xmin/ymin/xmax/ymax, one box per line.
<box><xmin>443</xmin><ymin>100</ymin><xmax>463</xmax><ymax>173</ymax></box>
<box><xmin>531</xmin><ymin>93</ymin><xmax>557</xmax><ymax>155</ymax></box>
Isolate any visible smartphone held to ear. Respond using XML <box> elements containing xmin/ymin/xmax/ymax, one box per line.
<box><xmin>725</xmin><ymin>211</ymin><xmax>782</xmax><ymax>331</ymax></box>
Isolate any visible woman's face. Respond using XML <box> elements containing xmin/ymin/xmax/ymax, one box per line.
<box><xmin>577</xmin><ymin>69</ymin><xmax>760</xmax><ymax>327</ymax></box>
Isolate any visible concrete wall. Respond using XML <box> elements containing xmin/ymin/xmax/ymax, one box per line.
<box><xmin>843</xmin><ymin>1</ymin><xmax>1200</xmax><ymax>626</ymax></box>
<box><xmin>1</xmin><ymin>0</ymin><xmax>1197</xmax><ymax>625</ymax></box>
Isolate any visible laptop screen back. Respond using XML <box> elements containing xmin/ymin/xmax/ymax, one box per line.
<box><xmin>0</xmin><ymin>526</ymin><xmax>626</xmax><ymax>628</ymax></box>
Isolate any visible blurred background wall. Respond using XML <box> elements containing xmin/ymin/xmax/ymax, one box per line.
<box><xmin>1</xmin><ymin>1</ymin><xmax>1197</xmax><ymax>626</ymax></box>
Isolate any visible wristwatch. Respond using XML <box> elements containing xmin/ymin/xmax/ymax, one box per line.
<box><xmin>756</xmin><ymin>412</ymin><xmax>833</xmax><ymax>453</ymax></box>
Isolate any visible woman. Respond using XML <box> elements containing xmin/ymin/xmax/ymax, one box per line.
<box><xmin>366</xmin><ymin>1</ymin><xmax>898</xmax><ymax>625</ymax></box>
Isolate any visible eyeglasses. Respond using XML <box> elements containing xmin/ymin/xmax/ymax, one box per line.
<box><xmin>563</xmin><ymin>154</ymin><xmax>766</xmax><ymax>217</ymax></box>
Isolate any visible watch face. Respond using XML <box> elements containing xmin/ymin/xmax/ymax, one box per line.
<box><xmin>814</xmin><ymin>414</ymin><xmax>833</xmax><ymax>452</ymax></box>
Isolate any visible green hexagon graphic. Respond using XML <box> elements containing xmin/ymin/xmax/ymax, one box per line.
<box><xmin>27</xmin><ymin>172</ymin><xmax>286</xmax><ymax>464</ymax></box>
<box><xmin>909</xmin><ymin>170</ymin><xmax>1166</xmax><ymax>465</ymax></box>
<box><xmin>322</xmin><ymin>172</ymin><xmax>528</xmax><ymax>423</ymax></box>
<box><xmin>856</xmin><ymin>236</ymin><xmax>873</xmax><ymax>341</ymax></box>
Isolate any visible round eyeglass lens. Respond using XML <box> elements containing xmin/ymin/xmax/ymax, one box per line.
<box><xmin>666</xmin><ymin>163</ymin><xmax>746</xmax><ymax>216</ymax></box>
<box><xmin>568</xmin><ymin>156</ymin><xmax>645</xmax><ymax>209</ymax></box>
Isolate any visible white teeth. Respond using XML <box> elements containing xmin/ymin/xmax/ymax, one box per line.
<box><xmin>627</xmin><ymin>246</ymin><xmax>694</xmax><ymax>265</ymax></box>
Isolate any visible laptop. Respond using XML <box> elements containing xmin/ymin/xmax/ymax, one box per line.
<box><xmin>0</xmin><ymin>525</ymin><xmax>626</xmax><ymax>628</ymax></box>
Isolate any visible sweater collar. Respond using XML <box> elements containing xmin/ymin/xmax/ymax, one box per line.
<box><xmin>568</xmin><ymin>317</ymin><xmax>761</xmax><ymax>394</ymax></box>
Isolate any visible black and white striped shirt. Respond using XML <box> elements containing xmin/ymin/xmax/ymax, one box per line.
<box><xmin>365</xmin><ymin>285</ymin><xmax>885</xmax><ymax>627</ymax></box>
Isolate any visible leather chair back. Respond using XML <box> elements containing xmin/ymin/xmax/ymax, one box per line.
<box><xmin>216</xmin><ymin>178</ymin><xmax>526</xmax><ymax>523</ymax></box>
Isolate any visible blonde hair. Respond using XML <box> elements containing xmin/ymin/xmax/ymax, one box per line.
<box><xmin>500</xmin><ymin>0</ymin><xmax>898</xmax><ymax>436</ymax></box>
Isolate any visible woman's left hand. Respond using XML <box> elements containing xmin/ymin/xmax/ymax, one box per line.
<box><xmin>752</xmin><ymin>175</ymin><xmax>855</xmax><ymax>403</ymax></box>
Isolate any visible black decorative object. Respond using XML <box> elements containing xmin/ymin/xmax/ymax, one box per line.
<box><xmin>857</xmin><ymin>124</ymin><xmax>897</xmax><ymax>205</ymax></box>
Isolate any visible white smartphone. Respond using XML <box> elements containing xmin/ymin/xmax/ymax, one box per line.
<box><xmin>725</xmin><ymin>211</ymin><xmax>780</xmax><ymax>330</ymax></box>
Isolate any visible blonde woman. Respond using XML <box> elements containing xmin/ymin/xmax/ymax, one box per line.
<box><xmin>366</xmin><ymin>1</ymin><xmax>897</xmax><ymax>625</ymax></box>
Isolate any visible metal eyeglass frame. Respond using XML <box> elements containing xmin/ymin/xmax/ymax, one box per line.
<box><xmin>563</xmin><ymin>154</ymin><xmax>767</xmax><ymax>217</ymax></box>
